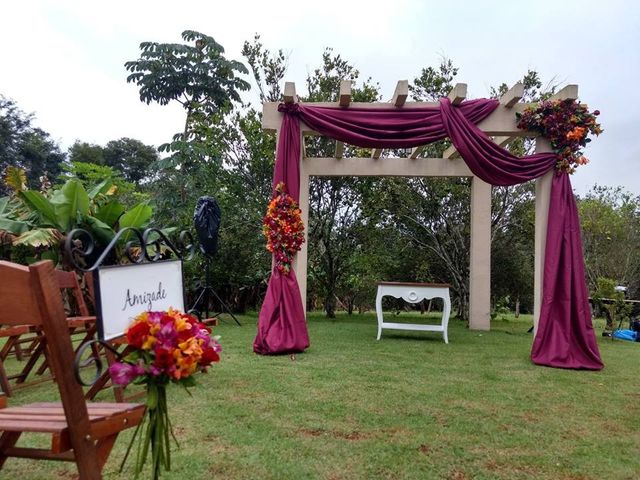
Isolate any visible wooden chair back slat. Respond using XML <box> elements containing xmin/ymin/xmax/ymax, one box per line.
<box><xmin>0</xmin><ymin>262</ymin><xmax>41</xmax><ymax>326</ymax></box>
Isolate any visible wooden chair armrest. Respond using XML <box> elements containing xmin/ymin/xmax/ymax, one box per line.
<box><xmin>0</xmin><ymin>394</ymin><xmax>7</xmax><ymax>409</ymax></box>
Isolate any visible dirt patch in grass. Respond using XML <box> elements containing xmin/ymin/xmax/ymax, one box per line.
<box><xmin>334</xmin><ymin>430</ymin><xmax>373</xmax><ymax>441</ymax></box>
<box><xmin>298</xmin><ymin>427</ymin><xmax>374</xmax><ymax>441</ymax></box>
<box><xmin>299</xmin><ymin>427</ymin><xmax>326</xmax><ymax>437</ymax></box>
<box><xmin>518</xmin><ymin>411</ymin><xmax>539</xmax><ymax>424</ymax></box>
<box><xmin>484</xmin><ymin>458</ymin><xmax>543</xmax><ymax>478</ymax></box>
<box><xmin>448</xmin><ymin>468</ymin><xmax>471</xmax><ymax>479</ymax></box>
<box><xmin>418</xmin><ymin>444</ymin><xmax>438</xmax><ymax>455</ymax></box>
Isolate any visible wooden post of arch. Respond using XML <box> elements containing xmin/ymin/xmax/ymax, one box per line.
<box><xmin>532</xmin><ymin>85</ymin><xmax>578</xmax><ymax>334</ymax></box>
<box><xmin>283</xmin><ymin>82</ymin><xmax>310</xmax><ymax>311</ymax></box>
<box><xmin>469</xmin><ymin>177</ymin><xmax>491</xmax><ymax>330</ymax></box>
<box><xmin>295</xmin><ymin>147</ymin><xmax>310</xmax><ymax>312</ymax></box>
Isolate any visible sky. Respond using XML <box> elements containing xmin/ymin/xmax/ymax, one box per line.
<box><xmin>2</xmin><ymin>0</ymin><xmax>639</xmax><ymax>195</ymax></box>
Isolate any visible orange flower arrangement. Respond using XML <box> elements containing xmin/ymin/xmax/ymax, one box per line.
<box><xmin>262</xmin><ymin>182</ymin><xmax>305</xmax><ymax>274</ymax></box>
<box><xmin>110</xmin><ymin>309</ymin><xmax>221</xmax><ymax>479</ymax></box>
<box><xmin>517</xmin><ymin>99</ymin><xmax>602</xmax><ymax>174</ymax></box>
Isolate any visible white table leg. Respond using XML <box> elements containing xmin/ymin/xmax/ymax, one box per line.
<box><xmin>376</xmin><ymin>287</ymin><xmax>383</xmax><ymax>340</ymax></box>
<box><xmin>442</xmin><ymin>291</ymin><xmax>451</xmax><ymax>344</ymax></box>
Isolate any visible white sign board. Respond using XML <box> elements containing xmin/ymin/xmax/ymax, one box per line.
<box><xmin>94</xmin><ymin>260</ymin><xmax>185</xmax><ymax>340</ymax></box>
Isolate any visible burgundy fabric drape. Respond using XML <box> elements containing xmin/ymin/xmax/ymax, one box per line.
<box><xmin>531</xmin><ymin>174</ymin><xmax>603</xmax><ymax>368</ymax></box>
<box><xmin>255</xmin><ymin>96</ymin><xmax>603</xmax><ymax>370</ymax></box>
<box><xmin>253</xmin><ymin>112</ymin><xmax>310</xmax><ymax>355</ymax></box>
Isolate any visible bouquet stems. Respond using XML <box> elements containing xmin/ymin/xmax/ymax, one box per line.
<box><xmin>122</xmin><ymin>381</ymin><xmax>176</xmax><ymax>480</ymax></box>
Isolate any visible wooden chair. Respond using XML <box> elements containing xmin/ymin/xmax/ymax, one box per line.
<box><xmin>32</xmin><ymin>270</ymin><xmax>99</xmax><ymax>377</ymax></box>
<box><xmin>1</xmin><ymin>269</ymin><xmax>95</xmax><ymax>382</ymax></box>
<box><xmin>5</xmin><ymin>269</ymin><xmax>100</xmax><ymax>385</ymax></box>
<box><xmin>0</xmin><ymin>260</ymin><xmax>145</xmax><ymax>479</ymax></box>
<box><xmin>0</xmin><ymin>324</ymin><xmax>38</xmax><ymax>395</ymax></box>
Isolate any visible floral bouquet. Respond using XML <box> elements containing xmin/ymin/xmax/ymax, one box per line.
<box><xmin>516</xmin><ymin>98</ymin><xmax>602</xmax><ymax>174</ymax></box>
<box><xmin>262</xmin><ymin>181</ymin><xmax>305</xmax><ymax>274</ymax></box>
<box><xmin>109</xmin><ymin>308</ymin><xmax>221</xmax><ymax>479</ymax></box>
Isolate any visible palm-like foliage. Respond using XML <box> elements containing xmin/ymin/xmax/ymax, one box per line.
<box><xmin>0</xmin><ymin>169</ymin><xmax>152</xmax><ymax>263</ymax></box>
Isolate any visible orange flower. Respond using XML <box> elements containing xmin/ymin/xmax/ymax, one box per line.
<box><xmin>566</xmin><ymin>126</ymin><xmax>586</xmax><ymax>141</ymax></box>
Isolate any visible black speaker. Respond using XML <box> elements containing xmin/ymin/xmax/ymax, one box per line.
<box><xmin>193</xmin><ymin>196</ymin><xmax>221</xmax><ymax>256</ymax></box>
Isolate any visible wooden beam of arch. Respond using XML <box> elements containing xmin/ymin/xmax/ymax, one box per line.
<box><xmin>372</xmin><ymin>80</ymin><xmax>410</xmax><ymax>159</ymax></box>
<box><xmin>335</xmin><ymin>80</ymin><xmax>352</xmax><ymax>159</ymax></box>
<box><xmin>262</xmin><ymin>82</ymin><xmax>578</xmax><ymax>142</ymax></box>
<box><xmin>412</xmin><ymin>83</ymin><xmax>467</xmax><ymax>159</ymax></box>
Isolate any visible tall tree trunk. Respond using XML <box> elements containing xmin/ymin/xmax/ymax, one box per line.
<box><xmin>325</xmin><ymin>294</ymin><xmax>336</xmax><ymax>318</ymax></box>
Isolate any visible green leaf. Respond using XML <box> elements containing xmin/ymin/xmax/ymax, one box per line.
<box><xmin>62</xmin><ymin>179</ymin><xmax>90</xmax><ymax>215</ymax></box>
<box><xmin>178</xmin><ymin>376</ymin><xmax>197</xmax><ymax>388</ymax></box>
<box><xmin>0</xmin><ymin>197</ymin><xmax>9</xmax><ymax>216</ymax></box>
<box><xmin>119</xmin><ymin>203</ymin><xmax>153</xmax><ymax>229</ymax></box>
<box><xmin>0</xmin><ymin>217</ymin><xmax>29</xmax><ymax>235</ymax></box>
<box><xmin>49</xmin><ymin>188</ymin><xmax>65</xmax><ymax>204</ymax></box>
<box><xmin>54</xmin><ymin>180</ymin><xmax>90</xmax><ymax>231</ymax></box>
<box><xmin>41</xmin><ymin>250</ymin><xmax>59</xmax><ymax>264</ymax></box>
<box><xmin>19</xmin><ymin>190</ymin><xmax>60</xmax><ymax>228</ymax></box>
<box><xmin>13</xmin><ymin>228</ymin><xmax>61</xmax><ymax>248</ymax></box>
<box><xmin>95</xmin><ymin>201</ymin><xmax>125</xmax><ymax>227</ymax></box>
<box><xmin>88</xmin><ymin>179</ymin><xmax>114</xmax><ymax>199</ymax></box>
<box><xmin>83</xmin><ymin>215</ymin><xmax>115</xmax><ymax>244</ymax></box>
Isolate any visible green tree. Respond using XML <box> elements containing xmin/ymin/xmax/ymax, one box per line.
<box><xmin>1</xmin><ymin>96</ymin><xmax>66</xmax><ymax>195</ymax></box>
<box><xmin>592</xmin><ymin>277</ymin><xmax>633</xmax><ymax>331</ymax></box>
<box><xmin>68</xmin><ymin>141</ymin><xmax>105</xmax><ymax>165</ymax></box>
<box><xmin>579</xmin><ymin>185</ymin><xmax>640</xmax><ymax>299</ymax></box>
<box><xmin>103</xmin><ymin>138</ymin><xmax>158</xmax><ymax>184</ymax></box>
<box><xmin>302</xmin><ymin>48</ymin><xmax>380</xmax><ymax>317</ymax></box>
<box><xmin>125</xmin><ymin>30</ymin><xmax>250</xmax><ymax>168</ymax></box>
<box><xmin>58</xmin><ymin>161</ymin><xmax>146</xmax><ymax>207</ymax></box>
<box><xmin>487</xmin><ymin>71</ymin><xmax>557</xmax><ymax>315</ymax></box>
<box><xmin>69</xmin><ymin>138</ymin><xmax>159</xmax><ymax>185</ymax></box>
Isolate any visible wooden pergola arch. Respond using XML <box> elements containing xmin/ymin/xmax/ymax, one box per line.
<box><xmin>262</xmin><ymin>80</ymin><xmax>579</xmax><ymax>331</ymax></box>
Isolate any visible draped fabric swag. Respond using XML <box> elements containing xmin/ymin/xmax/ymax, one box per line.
<box><xmin>253</xmin><ymin>97</ymin><xmax>603</xmax><ymax>370</ymax></box>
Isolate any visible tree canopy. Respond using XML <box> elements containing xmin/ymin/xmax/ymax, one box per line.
<box><xmin>1</xmin><ymin>96</ymin><xmax>65</xmax><ymax>195</ymax></box>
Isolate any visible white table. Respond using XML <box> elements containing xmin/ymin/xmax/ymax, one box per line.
<box><xmin>376</xmin><ymin>282</ymin><xmax>451</xmax><ymax>343</ymax></box>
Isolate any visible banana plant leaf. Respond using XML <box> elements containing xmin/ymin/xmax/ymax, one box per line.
<box><xmin>95</xmin><ymin>200</ymin><xmax>125</xmax><ymax>227</ymax></box>
<box><xmin>53</xmin><ymin>180</ymin><xmax>90</xmax><ymax>231</ymax></box>
<box><xmin>19</xmin><ymin>191</ymin><xmax>60</xmax><ymax>228</ymax></box>
<box><xmin>13</xmin><ymin>228</ymin><xmax>62</xmax><ymax>248</ymax></box>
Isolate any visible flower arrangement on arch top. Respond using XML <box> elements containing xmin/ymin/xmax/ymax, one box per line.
<box><xmin>108</xmin><ymin>308</ymin><xmax>221</xmax><ymax>479</ymax></box>
<box><xmin>516</xmin><ymin>98</ymin><xmax>602</xmax><ymax>174</ymax></box>
<box><xmin>262</xmin><ymin>182</ymin><xmax>305</xmax><ymax>274</ymax></box>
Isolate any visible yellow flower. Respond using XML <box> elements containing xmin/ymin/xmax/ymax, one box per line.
<box><xmin>142</xmin><ymin>335</ymin><xmax>157</xmax><ymax>350</ymax></box>
<box><xmin>179</xmin><ymin>338</ymin><xmax>203</xmax><ymax>357</ymax></box>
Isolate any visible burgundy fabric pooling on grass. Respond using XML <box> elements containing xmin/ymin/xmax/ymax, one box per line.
<box><xmin>254</xmin><ymin>97</ymin><xmax>603</xmax><ymax>370</ymax></box>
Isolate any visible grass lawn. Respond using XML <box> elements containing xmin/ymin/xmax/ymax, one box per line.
<box><xmin>2</xmin><ymin>311</ymin><xmax>640</xmax><ymax>479</ymax></box>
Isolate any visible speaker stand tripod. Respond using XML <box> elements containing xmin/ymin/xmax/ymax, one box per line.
<box><xmin>190</xmin><ymin>256</ymin><xmax>241</xmax><ymax>326</ymax></box>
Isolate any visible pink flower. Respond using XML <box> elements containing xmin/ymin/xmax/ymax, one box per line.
<box><xmin>156</xmin><ymin>321</ymin><xmax>178</xmax><ymax>347</ymax></box>
<box><xmin>109</xmin><ymin>361</ymin><xmax>145</xmax><ymax>386</ymax></box>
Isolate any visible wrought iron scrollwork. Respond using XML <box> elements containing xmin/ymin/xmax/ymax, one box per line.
<box><xmin>73</xmin><ymin>339</ymin><xmax>123</xmax><ymax>387</ymax></box>
<box><xmin>65</xmin><ymin>227</ymin><xmax>195</xmax><ymax>272</ymax></box>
